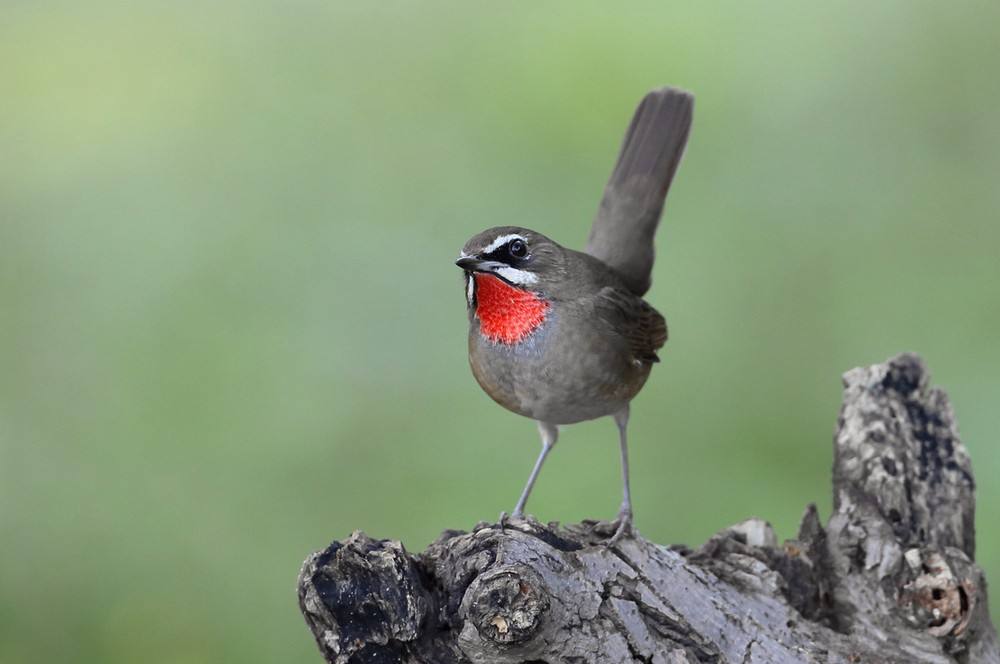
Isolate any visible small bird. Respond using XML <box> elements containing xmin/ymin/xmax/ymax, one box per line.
<box><xmin>455</xmin><ymin>87</ymin><xmax>693</xmax><ymax>542</ymax></box>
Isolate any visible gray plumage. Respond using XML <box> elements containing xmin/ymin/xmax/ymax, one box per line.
<box><xmin>462</xmin><ymin>227</ymin><xmax>663</xmax><ymax>425</ymax></box>
<box><xmin>455</xmin><ymin>87</ymin><xmax>694</xmax><ymax>539</ymax></box>
<box><xmin>586</xmin><ymin>87</ymin><xmax>693</xmax><ymax>296</ymax></box>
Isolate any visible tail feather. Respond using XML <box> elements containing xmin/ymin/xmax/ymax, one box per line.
<box><xmin>586</xmin><ymin>87</ymin><xmax>694</xmax><ymax>296</ymax></box>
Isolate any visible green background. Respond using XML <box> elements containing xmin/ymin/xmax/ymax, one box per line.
<box><xmin>2</xmin><ymin>2</ymin><xmax>998</xmax><ymax>661</ymax></box>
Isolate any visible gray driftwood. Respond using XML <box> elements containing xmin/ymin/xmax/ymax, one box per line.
<box><xmin>297</xmin><ymin>353</ymin><xmax>998</xmax><ymax>663</ymax></box>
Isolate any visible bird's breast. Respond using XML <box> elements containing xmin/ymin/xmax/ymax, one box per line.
<box><xmin>466</xmin><ymin>292</ymin><xmax>651</xmax><ymax>425</ymax></box>
<box><xmin>472</xmin><ymin>274</ymin><xmax>549</xmax><ymax>345</ymax></box>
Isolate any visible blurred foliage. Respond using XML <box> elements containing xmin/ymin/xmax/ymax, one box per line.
<box><xmin>1</xmin><ymin>1</ymin><xmax>998</xmax><ymax>661</ymax></box>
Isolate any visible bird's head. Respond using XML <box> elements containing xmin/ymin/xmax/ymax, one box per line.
<box><xmin>455</xmin><ymin>226</ymin><xmax>565</xmax><ymax>341</ymax></box>
<box><xmin>455</xmin><ymin>226</ymin><xmax>565</xmax><ymax>300</ymax></box>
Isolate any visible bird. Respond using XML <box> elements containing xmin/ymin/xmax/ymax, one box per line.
<box><xmin>454</xmin><ymin>87</ymin><xmax>693</xmax><ymax>543</ymax></box>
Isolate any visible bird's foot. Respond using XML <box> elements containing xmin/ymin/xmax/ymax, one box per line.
<box><xmin>606</xmin><ymin>507</ymin><xmax>634</xmax><ymax>546</ymax></box>
<box><xmin>498</xmin><ymin>510</ymin><xmax>524</xmax><ymax>532</ymax></box>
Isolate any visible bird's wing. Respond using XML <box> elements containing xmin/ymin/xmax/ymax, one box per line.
<box><xmin>586</xmin><ymin>87</ymin><xmax>694</xmax><ymax>296</ymax></box>
<box><xmin>593</xmin><ymin>287</ymin><xmax>668</xmax><ymax>364</ymax></box>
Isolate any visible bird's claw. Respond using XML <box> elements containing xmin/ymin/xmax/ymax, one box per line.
<box><xmin>498</xmin><ymin>510</ymin><xmax>524</xmax><ymax>533</ymax></box>
<box><xmin>606</xmin><ymin>508</ymin><xmax>634</xmax><ymax>546</ymax></box>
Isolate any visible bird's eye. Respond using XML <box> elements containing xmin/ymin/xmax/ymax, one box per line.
<box><xmin>509</xmin><ymin>239</ymin><xmax>528</xmax><ymax>258</ymax></box>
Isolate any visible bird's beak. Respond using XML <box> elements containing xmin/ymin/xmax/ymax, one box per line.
<box><xmin>456</xmin><ymin>256</ymin><xmax>508</xmax><ymax>274</ymax></box>
<box><xmin>455</xmin><ymin>256</ymin><xmax>484</xmax><ymax>271</ymax></box>
<box><xmin>455</xmin><ymin>256</ymin><xmax>535</xmax><ymax>288</ymax></box>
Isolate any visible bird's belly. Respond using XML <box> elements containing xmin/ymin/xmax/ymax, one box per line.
<box><xmin>468</xmin><ymin>314</ymin><xmax>651</xmax><ymax>424</ymax></box>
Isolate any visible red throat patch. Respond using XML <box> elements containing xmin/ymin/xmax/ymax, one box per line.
<box><xmin>473</xmin><ymin>274</ymin><xmax>549</xmax><ymax>344</ymax></box>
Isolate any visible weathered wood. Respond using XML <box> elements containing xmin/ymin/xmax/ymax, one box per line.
<box><xmin>297</xmin><ymin>353</ymin><xmax>998</xmax><ymax>663</ymax></box>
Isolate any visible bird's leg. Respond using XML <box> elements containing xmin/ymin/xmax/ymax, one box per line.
<box><xmin>609</xmin><ymin>405</ymin><xmax>633</xmax><ymax>544</ymax></box>
<box><xmin>508</xmin><ymin>421</ymin><xmax>558</xmax><ymax>521</ymax></box>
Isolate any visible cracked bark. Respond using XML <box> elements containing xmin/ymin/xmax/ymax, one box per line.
<box><xmin>297</xmin><ymin>353</ymin><xmax>998</xmax><ymax>663</ymax></box>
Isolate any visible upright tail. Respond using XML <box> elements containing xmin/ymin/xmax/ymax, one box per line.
<box><xmin>585</xmin><ymin>87</ymin><xmax>694</xmax><ymax>296</ymax></box>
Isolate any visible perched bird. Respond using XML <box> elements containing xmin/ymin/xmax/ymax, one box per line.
<box><xmin>455</xmin><ymin>87</ymin><xmax>693</xmax><ymax>542</ymax></box>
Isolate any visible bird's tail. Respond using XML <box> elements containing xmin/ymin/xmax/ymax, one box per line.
<box><xmin>585</xmin><ymin>87</ymin><xmax>694</xmax><ymax>296</ymax></box>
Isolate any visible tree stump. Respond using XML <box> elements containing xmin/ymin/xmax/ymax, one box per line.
<box><xmin>297</xmin><ymin>353</ymin><xmax>998</xmax><ymax>663</ymax></box>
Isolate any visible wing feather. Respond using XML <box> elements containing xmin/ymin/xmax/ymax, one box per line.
<box><xmin>593</xmin><ymin>287</ymin><xmax>667</xmax><ymax>364</ymax></box>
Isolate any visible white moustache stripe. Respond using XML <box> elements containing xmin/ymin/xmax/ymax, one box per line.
<box><xmin>481</xmin><ymin>234</ymin><xmax>526</xmax><ymax>255</ymax></box>
<box><xmin>494</xmin><ymin>266</ymin><xmax>538</xmax><ymax>285</ymax></box>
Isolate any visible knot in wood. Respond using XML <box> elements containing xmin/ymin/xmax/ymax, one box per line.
<box><xmin>464</xmin><ymin>567</ymin><xmax>549</xmax><ymax>645</ymax></box>
<box><xmin>900</xmin><ymin>548</ymin><xmax>974</xmax><ymax>638</ymax></box>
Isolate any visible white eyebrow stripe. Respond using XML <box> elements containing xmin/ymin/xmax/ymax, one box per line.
<box><xmin>481</xmin><ymin>233</ymin><xmax>526</xmax><ymax>255</ymax></box>
<box><xmin>494</xmin><ymin>265</ymin><xmax>538</xmax><ymax>285</ymax></box>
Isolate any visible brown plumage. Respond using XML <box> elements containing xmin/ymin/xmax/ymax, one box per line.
<box><xmin>587</xmin><ymin>88</ymin><xmax>694</xmax><ymax>296</ymax></box>
<box><xmin>455</xmin><ymin>87</ymin><xmax>694</xmax><ymax>542</ymax></box>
